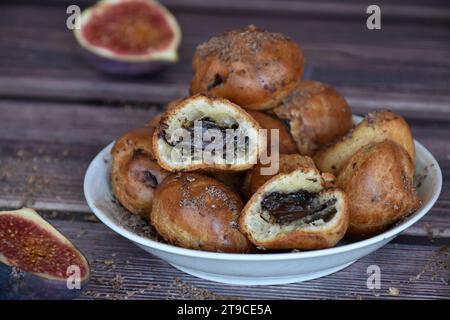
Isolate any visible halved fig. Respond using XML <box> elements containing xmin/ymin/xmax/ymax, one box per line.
<box><xmin>74</xmin><ymin>0</ymin><xmax>181</xmax><ymax>75</ymax></box>
<box><xmin>0</xmin><ymin>208</ymin><xmax>90</xmax><ymax>300</ymax></box>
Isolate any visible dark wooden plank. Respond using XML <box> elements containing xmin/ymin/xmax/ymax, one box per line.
<box><xmin>0</xmin><ymin>5</ymin><xmax>449</xmax><ymax>108</ymax></box>
<box><xmin>0</xmin><ymin>100</ymin><xmax>449</xmax><ymax>239</ymax></box>
<box><xmin>0</xmin><ymin>101</ymin><xmax>161</xmax><ymax>212</ymax></box>
<box><xmin>34</xmin><ymin>218</ymin><xmax>448</xmax><ymax>300</ymax></box>
<box><xmin>2</xmin><ymin>100</ymin><xmax>450</xmax><ymax>146</ymax></box>
<box><xmin>0</xmin><ymin>0</ymin><xmax>448</xmax><ymax>300</ymax></box>
<box><xmin>9</xmin><ymin>0</ymin><xmax>450</xmax><ymax>22</ymax></box>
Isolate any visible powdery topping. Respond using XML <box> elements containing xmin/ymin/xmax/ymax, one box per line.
<box><xmin>279</xmin><ymin>87</ymin><xmax>309</xmax><ymax>109</ymax></box>
<box><xmin>365</xmin><ymin>110</ymin><xmax>396</xmax><ymax>127</ymax></box>
<box><xmin>279</xmin><ymin>81</ymin><xmax>327</xmax><ymax>108</ymax></box>
<box><xmin>196</xmin><ymin>25</ymin><xmax>291</xmax><ymax>62</ymax></box>
<box><xmin>178</xmin><ymin>175</ymin><xmax>240</xmax><ymax>214</ymax></box>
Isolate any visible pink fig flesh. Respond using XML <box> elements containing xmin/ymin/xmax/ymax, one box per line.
<box><xmin>82</xmin><ymin>0</ymin><xmax>175</xmax><ymax>55</ymax></box>
<box><xmin>0</xmin><ymin>209</ymin><xmax>89</xmax><ymax>281</ymax></box>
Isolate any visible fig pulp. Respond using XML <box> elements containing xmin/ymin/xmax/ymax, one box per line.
<box><xmin>74</xmin><ymin>0</ymin><xmax>181</xmax><ymax>75</ymax></box>
<box><xmin>0</xmin><ymin>208</ymin><xmax>90</xmax><ymax>299</ymax></box>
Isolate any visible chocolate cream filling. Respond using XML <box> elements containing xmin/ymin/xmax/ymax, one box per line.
<box><xmin>162</xmin><ymin>117</ymin><xmax>248</xmax><ymax>158</ymax></box>
<box><xmin>261</xmin><ymin>190</ymin><xmax>337</xmax><ymax>225</ymax></box>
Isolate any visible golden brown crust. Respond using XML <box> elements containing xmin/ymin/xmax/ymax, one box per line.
<box><xmin>239</xmin><ymin>168</ymin><xmax>349</xmax><ymax>250</ymax></box>
<box><xmin>152</xmin><ymin>94</ymin><xmax>262</xmax><ymax>172</ymax></box>
<box><xmin>190</xmin><ymin>25</ymin><xmax>305</xmax><ymax>110</ymax></box>
<box><xmin>247</xmin><ymin>111</ymin><xmax>297</xmax><ymax>154</ymax></box>
<box><xmin>243</xmin><ymin>154</ymin><xmax>317</xmax><ymax>199</ymax></box>
<box><xmin>112</xmin><ymin>127</ymin><xmax>156</xmax><ymax>160</ymax></box>
<box><xmin>272</xmin><ymin>80</ymin><xmax>353</xmax><ymax>156</ymax></box>
<box><xmin>336</xmin><ymin>140</ymin><xmax>421</xmax><ymax>238</ymax></box>
<box><xmin>111</xmin><ymin>127</ymin><xmax>170</xmax><ymax>218</ymax></box>
<box><xmin>151</xmin><ymin>173</ymin><xmax>254</xmax><ymax>253</ymax></box>
<box><xmin>314</xmin><ymin>110</ymin><xmax>415</xmax><ymax>175</ymax></box>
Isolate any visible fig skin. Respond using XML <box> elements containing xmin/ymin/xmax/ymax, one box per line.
<box><xmin>0</xmin><ymin>208</ymin><xmax>90</xmax><ymax>300</ymax></box>
<box><xmin>74</xmin><ymin>0</ymin><xmax>181</xmax><ymax>76</ymax></box>
<box><xmin>0</xmin><ymin>264</ymin><xmax>88</xmax><ymax>300</ymax></box>
<box><xmin>79</xmin><ymin>50</ymin><xmax>173</xmax><ymax>75</ymax></box>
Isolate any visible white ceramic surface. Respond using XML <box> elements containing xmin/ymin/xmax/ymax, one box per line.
<box><xmin>84</xmin><ymin>116</ymin><xmax>442</xmax><ymax>285</ymax></box>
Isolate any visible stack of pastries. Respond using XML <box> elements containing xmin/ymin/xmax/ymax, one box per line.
<box><xmin>110</xmin><ymin>26</ymin><xmax>421</xmax><ymax>253</ymax></box>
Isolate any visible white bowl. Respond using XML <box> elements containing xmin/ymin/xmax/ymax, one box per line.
<box><xmin>84</xmin><ymin>116</ymin><xmax>442</xmax><ymax>285</ymax></box>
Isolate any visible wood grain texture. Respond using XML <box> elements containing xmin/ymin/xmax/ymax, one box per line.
<box><xmin>10</xmin><ymin>0</ymin><xmax>450</xmax><ymax>22</ymax></box>
<box><xmin>39</xmin><ymin>219</ymin><xmax>447</xmax><ymax>300</ymax></box>
<box><xmin>0</xmin><ymin>4</ymin><xmax>450</xmax><ymax>110</ymax></box>
<box><xmin>0</xmin><ymin>0</ymin><xmax>449</xmax><ymax>299</ymax></box>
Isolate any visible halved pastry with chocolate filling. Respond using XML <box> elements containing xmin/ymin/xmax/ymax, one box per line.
<box><xmin>152</xmin><ymin>95</ymin><xmax>262</xmax><ymax>172</ymax></box>
<box><xmin>240</xmin><ymin>169</ymin><xmax>349</xmax><ymax>250</ymax></box>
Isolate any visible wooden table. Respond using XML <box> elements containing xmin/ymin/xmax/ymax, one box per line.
<box><xmin>1</xmin><ymin>0</ymin><xmax>449</xmax><ymax>300</ymax></box>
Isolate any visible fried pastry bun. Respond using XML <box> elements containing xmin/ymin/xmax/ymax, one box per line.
<box><xmin>151</xmin><ymin>173</ymin><xmax>254</xmax><ymax>253</ymax></box>
<box><xmin>190</xmin><ymin>25</ymin><xmax>305</xmax><ymax>110</ymax></box>
<box><xmin>314</xmin><ymin>110</ymin><xmax>415</xmax><ymax>175</ymax></box>
<box><xmin>152</xmin><ymin>95</ymin><xmax>262</xmax><ymax>172</ymax></box>
<box><xmin>240</xmin><ymin>168</ymin><xmax>349</xmax><ymax>250</ymax></box>
<box><xmin>336</xmin><ymin>140</ymin><xmax>421</xmax><ymax>237</ymax></box>
<box><xmin>247</xmin><ymin>111</ymin><xmax>297</xmax><ymax>155</ymax></box>
<box><xmin>111</xmin><ymin>127</ymin><xmax>170</xmax><ymax>218</ymax></box>
<box><xmin>272</xmin><ymin>80</ymin><xmax>353</xmax><ymax>156</ymax></box>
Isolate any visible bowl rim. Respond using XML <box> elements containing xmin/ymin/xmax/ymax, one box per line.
<box><xmin>84</xmin><ymin>118</ymin><xmax>442</xmax><ymax>261</ymax></box>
